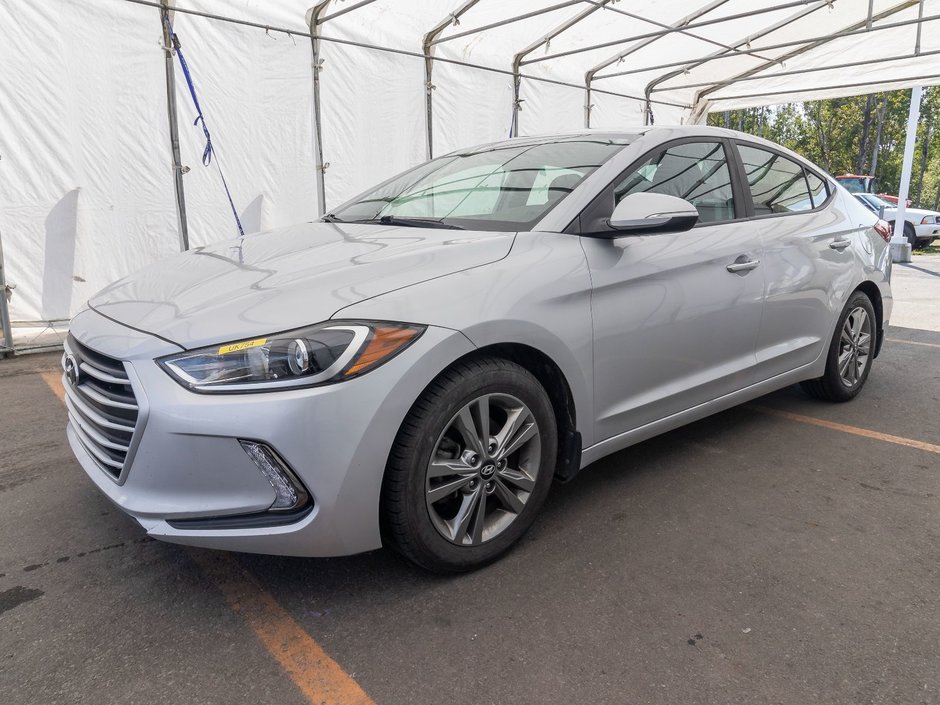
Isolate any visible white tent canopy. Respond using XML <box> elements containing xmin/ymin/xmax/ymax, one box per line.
<box><xmin>0</xmin><ymin>0</ymin><xmax>936</xmax><ymax>327</ymax></box>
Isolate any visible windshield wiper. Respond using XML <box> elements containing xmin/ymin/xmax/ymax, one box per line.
<box><xmin>372</xmin><ymin>215</ymin><xmax>465</xmax><ymax>230</ymax></box>
<box><xmin>322</xmin><ymin>213</ymin><xmax>345</xmax><ymax>223</ymax></box>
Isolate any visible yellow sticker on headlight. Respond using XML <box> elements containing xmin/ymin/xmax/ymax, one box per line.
<box><xmin>218</xmin><ymin>338</ymin><xmax>267</xmax><ymax>355</ymax></box>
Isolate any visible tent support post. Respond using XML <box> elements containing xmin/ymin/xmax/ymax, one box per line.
<box><xmin>891</xmin><ymin>85</ymin><xmax>921</xmax><ymax>263</ymax></box>
<box><xmin>308</xmin><ymin>1</ymin><xmax>332</xmax><ymax>217</ymax></box>
<box><xmin>160</xmin><ymin>1</ymin><xmax>190</xmax><ymax>252</ymax></box>
<box><xmin>0</xmin><ymin>226</ymin><xmax>14</xmax><ymax>358</ymax></box>
<box><xmin>423</xmin><ymin>1</ymin><xmax>482</xmax><ymax>160</ymax></box>
<box><xmin>511</xmin><ymin>0</ymin><xmax>611</xmax><ymax>137</ymax></box>
<box><xmin>584</xmin><ymin>83</ymin><xmax>592</xmax><ymax>128</ymax></box>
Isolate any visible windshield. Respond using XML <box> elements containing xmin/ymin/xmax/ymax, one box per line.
<box><xmin>328</xmin><ymin>137</ymin><xmax>631</xmax><ymax>231</ymax></box>
<box><xmin>859</xmin><ymin>193</ymin><xmax>891</xmax><ymax>209</ymax></box>
<box><xmin>839</xmin><ymin>177</ymin><xmax>868</xmax><ymax>193</ymax></box>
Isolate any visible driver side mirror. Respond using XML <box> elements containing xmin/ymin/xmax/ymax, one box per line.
<box><xmin>606</xmin><ymin>192</ymin><xmax>699</xmax><ymax>236</ymax></box>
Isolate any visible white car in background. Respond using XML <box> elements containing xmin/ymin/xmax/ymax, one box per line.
<box><xmin>854</xmin><ymin>192</ymin><xmax>940</xmax><ymax>249</ymax></box>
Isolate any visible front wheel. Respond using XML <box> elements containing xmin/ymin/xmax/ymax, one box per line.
<box><xmin>800</xmin><ymin>291</ymin><xmax>877</xmax><ymax>402</ymax></box>
<box><xmin>381</xmin><ymin>357</ymin><xmax>557</xmax><ymax>572</ymax></box>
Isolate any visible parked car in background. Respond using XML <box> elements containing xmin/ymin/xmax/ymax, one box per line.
<box><xmin>836</xmin><ymin>174</ymin><xmax>911</xmax><ymax>207</ymax></box>
<box><xmin>63</xmin><ymin>127</ymin><xmax>892</xmax><ymax>572</ymax></box>
<box><xmin>853</xmin><ymin>192</ymin><xmax>940</xmax><ymax>249</ymax></box>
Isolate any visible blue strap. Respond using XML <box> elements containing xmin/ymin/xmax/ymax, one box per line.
<box><xmin>164</xmin><ymin>16</ymin><xmax>245</xmax><ymax>239</ymax></box>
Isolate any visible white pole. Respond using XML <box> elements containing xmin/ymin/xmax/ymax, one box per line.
<box><xmin>890</xmin><ymin>85</ymin><xmax>922</xmax><ymax>263</ymax></box>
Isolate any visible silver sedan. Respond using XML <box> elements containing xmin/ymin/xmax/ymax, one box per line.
<box><xmin>64</xmin><ymin>126</ymin><xmax>892</xmax><ymax>571</ymax></box>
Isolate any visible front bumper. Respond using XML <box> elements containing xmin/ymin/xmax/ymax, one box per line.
<box><xmin>913</xmin><ymin>223</ymin><xmax>939</xmax><ymax>240</ymax></box>
<box><xmin>66</xmin><ymin>308</ymin><xmax>474</xmax><ymax>556</ymax></box>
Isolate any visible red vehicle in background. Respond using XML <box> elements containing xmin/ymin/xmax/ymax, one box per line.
<box><xmin>835</xmin><ymin>174</ymin><xmax>911</xmax><ymax>207</ymax></box>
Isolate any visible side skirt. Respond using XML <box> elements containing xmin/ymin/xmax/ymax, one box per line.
<box><xmin>579</xmin><ymin>361</ymin><xmax>818</xmax><ymax>469</ymax></box>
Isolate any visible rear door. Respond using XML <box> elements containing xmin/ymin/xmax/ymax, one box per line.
<box><xmin>734</xmin><ymin>142</ymin><xmax>852</xmax><ymax>381</ymax></box>
<box><xmin>575</xmin><ymin>138</ymin><xmax>765</xmax><ymax>442</ymax></box>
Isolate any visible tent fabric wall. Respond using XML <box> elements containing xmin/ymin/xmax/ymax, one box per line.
<box><xmin>0</xmin><ymin>0</ymin><xmax>177</xmax><ymax>323</ymax></box>
<box><xmin>1</xmin><ymin>0</ymin><xmax>938</xmax><ymax>327</ymax></box>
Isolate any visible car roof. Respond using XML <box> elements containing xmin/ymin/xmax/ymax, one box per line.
<box><xmin>445</xmin><ymin>125</ymin><xmax>807</xmax><ymax>158</ymax></box>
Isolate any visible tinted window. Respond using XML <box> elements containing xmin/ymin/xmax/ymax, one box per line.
<box><xmin>806</xmin><ymin>171</ymin><xmax>829</xmax><ymax>208</ymax></box>
<box><xmin>737</xmin><ymin>145</ymin><xmax>813</xmax><ymax>215</ymax></box>
<box><xmin>613</xmin><ymin>141</ymin><xmax>735</xmax><ymax>223</ymax></box>
<box><xmin>330</xmin><ymin>138</ymin><xmax>629</xmax><ymax>231</ymax></box>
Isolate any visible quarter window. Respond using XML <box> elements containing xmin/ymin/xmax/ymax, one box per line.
<box><xmin>737</xmin><ymin>145</ymin><xmax>813</xmax><ymax>215</ymax></box>
<box><xmin>613</xmin><ymin>141</ymin><xmax>735</xmax><ymax>224</ymax></box>
<box><xmin>805</xmin><ymin>170</ymin><xmax>829</xmax><ymax>208</ymax></box>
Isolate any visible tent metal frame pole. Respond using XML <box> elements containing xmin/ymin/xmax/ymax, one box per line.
<box><xmin>522</xmin><ymin>0</ymin><xmax>818</xmax><ymax>67</ymax></box>
<box><xmin>687</xmin><ymin>0</ymin><xmax>918</xmax><ymax>119</ymax></box>
<box><xmin>431</xmin><ymin>0</ymin><xmax>585</xmax><ymax>47</ymax></box>
<box><xmin>584</xmin><ymin>0</ymin><xmax>731</xmax><ymax>128</ymax></box>
<box><xmin>659</xmin><ymin>48</ymin><xmax>940</xmax><ymax>93</ymax></box>
<box><xmin>891</xmin><ymin>85</ymin><xmax>922</xmax><ymax>262</ymax></box>
<box><xmin>915</xmin><ymin>0</ymin><xmax>925</xmax><ymax>54</ymax></box>
<box><xmin>511</xmin><ymin>0</ymin><xmax>611</xmax><ymax>137</ymax></box>
<box><xmin>0</xmin><ymin>226</ymin><xmax>14</xmax><ymax>358</ymax></box>
<box><xmin>642</xmin><ymin>0</ymin><xmax>832</xmax><ymax>125</ymax></box>
<box><xmin>316</xmin><ymin>0</ymin><xmax>380</xmax><ymax>24</ymax></box>
<box><xmin>582</xmin><ymin>0</ymin><xmax>774</xmax><ymax>62</ymax></box>
<box><xmin>308</xmin><ymin>1</ymin><xmax>332</xmax><ymax>217</ymax></box>
<box><xmin>160</xmin><ymin>0</ymin><xmax>190</xmax><ymax>252</ymax></box>
<box><xmin>703</xmin><ymin>72</ymin><xmax>940</xmax><ymax>103</ymax></box>
<box><xmin>124</xmin><ymin>0</ymin><xmax>684</xmax><ymax>109</ymax></box>
<box><xmin>597</xmin><ymin>11</ymin><xmax>940</xmax><ymax>82</ymax></box>
<box><xmin>423</xmin><ymin>0</ymin><xmax>482</xmax><ymax>160</ymax></box>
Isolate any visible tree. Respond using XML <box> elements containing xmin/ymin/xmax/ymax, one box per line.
<box><xmin>707</xmin><ymin>88</ymin><xmax>936</xmax><ymax>207</ymax></box>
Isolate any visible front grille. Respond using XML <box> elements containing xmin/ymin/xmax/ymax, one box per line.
<box><xmin>63</xmin><ymin>334</ymin><xmax>139</xmax><ymax>480</ymax></box>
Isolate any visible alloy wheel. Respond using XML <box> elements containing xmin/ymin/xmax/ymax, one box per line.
<box><xmin>838</xmin><ymin>306</ymin><xmax>872</xmax><ymax>387</ymax></box>
<box><xmin>425</xmin><ymin>393</ymin><xmax>541</xmax><ymax>546</ymax></box>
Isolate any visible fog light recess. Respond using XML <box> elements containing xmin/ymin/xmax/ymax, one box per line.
<box><xmin>239</xmin><ymin>440</ymin><xmax>310</xmax><ymax>512</ymax></box>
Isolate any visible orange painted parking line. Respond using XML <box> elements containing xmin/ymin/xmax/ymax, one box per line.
<box><xmin>189</xmin><ymin>550</ymin><xmax>375</xmax><ymax>705</ymax></box>
<box><xmin>751</xmin><ymin>405</ymin><xmax>940</xmax><ymax>455</ymax></box>
<box><xmin>886</xmin><ymin>337</ymin><xmax>940</xmax><ymax>350</ymax></box>
<box><xmin>37</xmin><ymin>368</ymin><xmax>374</xmax><ymax>705</ymax></box>
<box><xmin>40</xmin><ymin>370</ymin><xmax>65</xmax><ymax>402</ymax></box>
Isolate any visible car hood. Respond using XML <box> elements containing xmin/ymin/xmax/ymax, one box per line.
<box><xmin>90</xmin><ymin>222</ymin><xmax>515</xmax><ymax>349</ymax></box>
<box><xmin>879</xmin><ymin>205</ymin><xmax>937</xmax><ymax>219</ymax></box>
<box><xmin>903</xmin><ymin>207</ymin><xmax>939</xmax><ymax>219</ymax></box>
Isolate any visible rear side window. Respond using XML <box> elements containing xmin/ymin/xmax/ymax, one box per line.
<box><xmin>612</xmin><ymin>141</ymin><xmax>736</xmax><ymax>224</ymax></box>
<box><xmin>805</xmin><ymin>171</ymin><xmax>829</xmax><ymax>208</ymax></box>
<box><xmin>737</xmin><ymin>144</ymin><xmax>813</xmax><ymax>215</ymax></box>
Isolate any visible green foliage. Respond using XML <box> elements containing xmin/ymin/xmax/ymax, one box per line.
<box><xmin>707</xmin><ymin>88</ymin><xmax>940</xmax><ymax>210</ymax></box>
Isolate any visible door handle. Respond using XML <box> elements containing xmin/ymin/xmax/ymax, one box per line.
<box><xmin>726</xmin><ymin>259</ymin><xmax>760</xmax><ymax>273</ymax></box>
<box><xmin>829</xmin><ymin>239</ymin><xmax>851</xmax><ymax>251</ymax></box>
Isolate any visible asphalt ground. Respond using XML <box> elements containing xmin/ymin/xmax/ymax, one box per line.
<box><xmin>2</xmin><ymin>323</ymin><xmax>938</xmax><ymax>704</ymax></box>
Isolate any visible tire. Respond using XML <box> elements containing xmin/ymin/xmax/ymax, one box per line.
<box><xmin>800</xmin><ymin>291</ymin><xmax>877</xmax><ymax>403</ymax></box>
<box><xmin>381</xmin><ymin>357</ymin><xmax>557</xmax><ymax>572</ymax></box>
<box><xmin>904</xmin><ymin>222</ymin><xmax>917</xmax><ymax>249</ymax></box>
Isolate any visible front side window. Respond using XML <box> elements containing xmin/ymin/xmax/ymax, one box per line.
<box><xmin>738</xmin><ymin>145</ymin><xmax>813</xmax><ymax>215</ymax></box>
<box><xmin>612</xmin><ymin>141</ymin><xmax>736</xmax><ymax>224</ymax></box>
<box><xmin>329</xmin><ymin>138</ymin><xmax>630</xmax><ymax>231</ymax></box>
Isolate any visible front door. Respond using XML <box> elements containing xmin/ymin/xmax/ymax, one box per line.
<box><xmin>577</xmin><ymin>139</ymin><xmax>765</xmax><ymax>442</ymax></box>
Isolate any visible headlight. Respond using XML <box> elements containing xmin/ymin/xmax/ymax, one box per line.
<box><xmin>159</xmin><ymin>321</ymin><xmax>424</xmax><ymax>392</ymax></box>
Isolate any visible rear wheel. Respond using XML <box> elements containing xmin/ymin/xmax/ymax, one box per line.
<box><xmin>382</xmin><ymin>357</ymin><xmax>557</xmax><ymax>572</ymax></box>
<box><xmin>800</xmin><ymin>291</ymin><xmax>877</xmax><ymax>402</ymax></box>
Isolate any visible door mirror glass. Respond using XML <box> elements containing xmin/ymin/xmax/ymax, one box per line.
<box><xmin>607</xmin><ymin>192</ymin><xmax>699</xmax><ymax>235</ymax></box>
